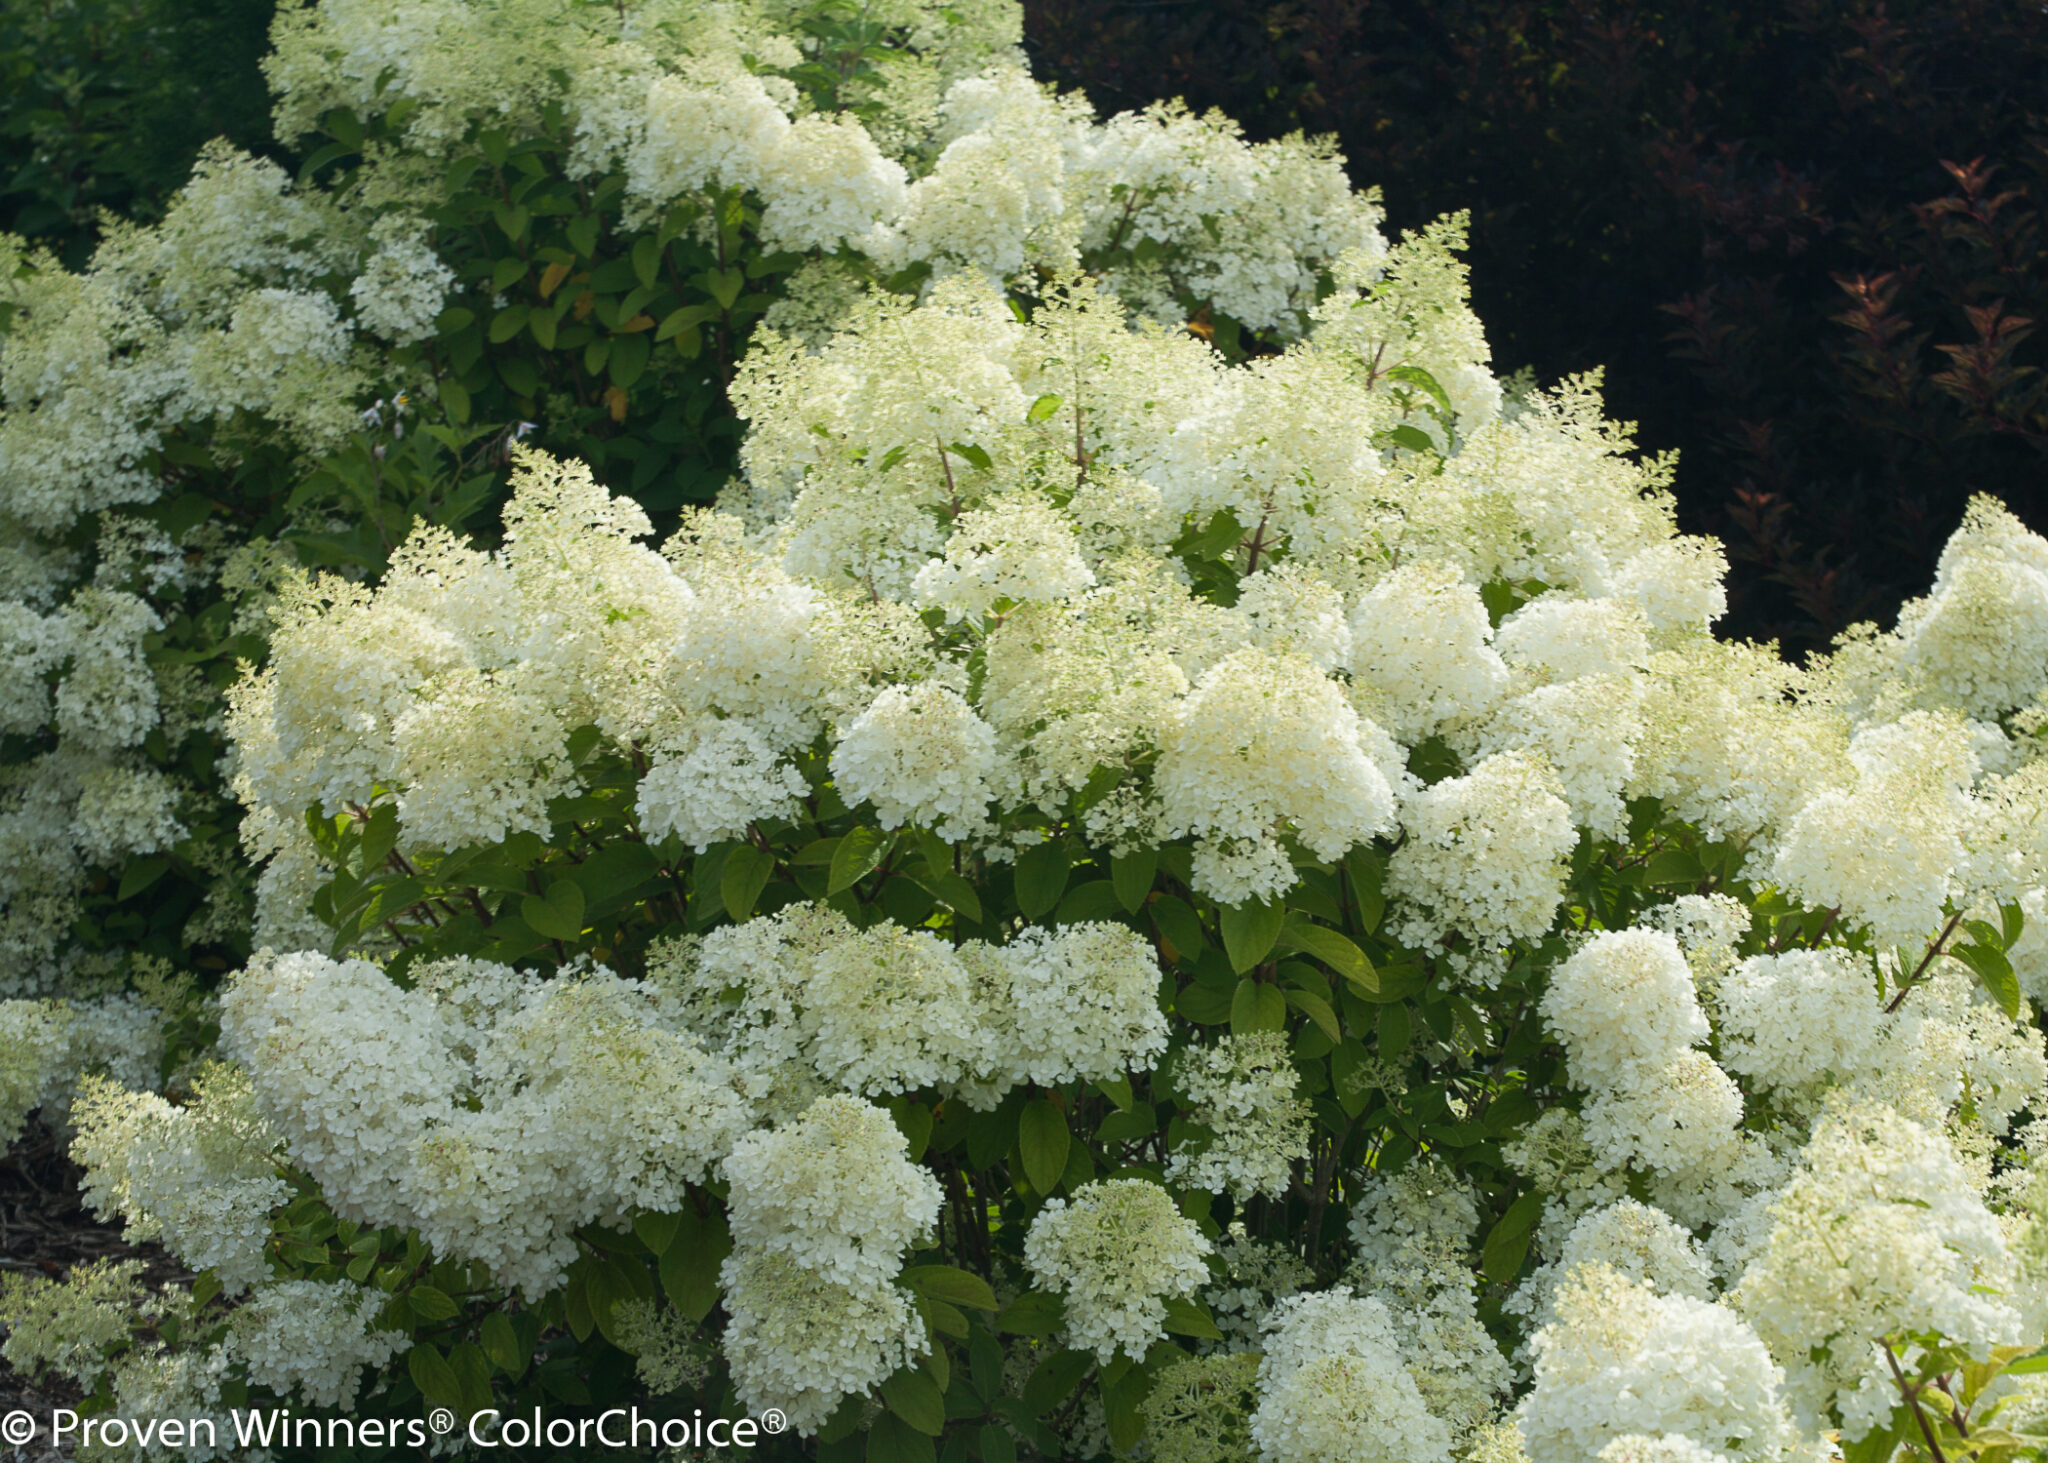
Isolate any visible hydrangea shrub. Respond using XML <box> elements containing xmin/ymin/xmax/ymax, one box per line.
<box><xmin>0</xmin><ymin>0</ymin><xmax>1384</xmax><ymax>1127</ymax></box>
<box><xmin>7</xmin><ymin>5</ymin><xmax>2048</xmax><ymax>1463</ymax></box>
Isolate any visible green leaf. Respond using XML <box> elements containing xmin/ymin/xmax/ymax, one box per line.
<box><xmin>1019</xmin><ymin>1100</ymin><xmax>1071</xmax><ymax>1195</ymax></box>
<box><xmin>408</xmin><ymin>1284</ymin><xmax>460</xmax><ymax>1322</ymax></box>
<box><xmin>117</xmin><ymin>857</ymin><xmax>171</xmax><ymax>901</ymax></box>
<box><xmin>566</xmin><ymin>214</ymin><xmax>600</xmax><ymax>258</ymax></box>
<box><xmin>656</xmin><ymin>304</ymin><xmax>712</xmax><ymax>341</ymax></box>
<box><xmin>1480</xmin><ymin>1191</ymin><xmax>1547</xmax><ymax>1284</ymax></box>
<box><xmin>880</xmin><ymin>1369</ymin><xmax>947</xmax><ymax>1435</ymax></box>
<box><xmin>448</xmin><ymin>1340</ymin><xmax>494</xmax><ymax>1414</ymax></box>
<box><xmin>995</xmin><ymin>1290</ymin><xmax>1065</xmax><ymax>1335</ymax></box>
<box><xmin>359</xmin><ymin>803</ymin><xmax>399</xmax><ymax>872</ymax></box>
<box><xmin>2003</xmin><ymin>1347</ymin><xmax>2048</xmax><ymax>1376</ymax></box>
<box><xmin>659</xmin><ymin>1210</ymin><xmax>731</xmax><ymax>1323</ymax></box>
<box><xmin>407</xmin><ymin>1343</ymin><xmax>463</xmax><ymax>1410</ymax></box>
<box><xmin>887</xmin><ymin>1097</ymin><xmax>933</xmax><ymax>1161</ymax></box>
<box><xmin>1110</xmin><ymin>848</ymin><xmax>1157</xmax><ymax>914</ymax></box>
<box><xmin>2004</xmin><ymin>899</ymin><xmax>2028</xmax><ymax>951</ymax></box>
<box><xmin>631</xmin><ymin>235</ymin><xmax>661</xmax><ymax>290</ymax></box>
<box><xmin>1149</xmin><ymin>895</ymin><xmax>1207</xmax><ymax>957</ymax></box>
<box><xmin>632</xmin><ymin>1211</ymin><xmax>681</xmax><ymax>1256</ymax></box>
<box><xmin>1380</xmin><ymin>423</ymin><xmax>1437</xmax><ymax>454</ymax></box>
<box><xmin>1286</xmin><ymin>988</ymin><xmax>1343</xmax><ymax>1043</ymax></box>
<box><xmin>1095</xmin><ymin>1102</ymin><xmax>1156</xmax><ymax>1144</ymax></box>
<box><xmin>1383</xmin><ymin>363</ymin><xmax>1452</xmax><ymax>413</ymax></box>
<box><xmin>480</xmin><ymin>1312</ymin><xmax>529</xmax><ymax>1378</ymax></box>
<box><xmin>979</xmin><ymin>1424</ymin><xmax>1019</xmax><ymax>1463</ymax></box>
<box><xmin>1161</xmin><ymin>1296</ymin><xmax>1224</xmax><ymax>1341</ymax></box>
<box><xmin>1023</xmin><ymin>1349</ymin><xmax>1094</xmax><ymax>1413</ymax></box>
<box><xmin>1278</xmin><ymin>921</ymin><xmax>1378</xmax><ymax>995</ymax></box>
<box><xmin>1642</xmin><ymin>848</ymin><xmax>1704</xmax><ymax>888</ymax></box>
<box><xmin>865</xmin><ymin>1412</ymin><xmax>937</xmax><ymax>1463</ymax></box>
<box><xmin>908</xmin><ymin>866</ymin><xmax>983</xmax><ymax>924</ymax></box>
<box><xmin>1955</xmin><ymin>942</ymin><xmax>2023</xmax><ymax>1020</ymax></box>
<box><xmin>828</xmin><ymin>826</ymin><xmax>892</xmax><ymax>895</ymax></box>
<box><xmin>520</xmin><ymin>880</ymin><xmax>585</xmax><ymax>941</ymax></box>
<box><xmin>1220</xmin><ymin>898</ymin><xmax>1286</xmax><ymax>973</ymax></box>
<box><xmin>1230</xmin><ymin>978</ymin><xmax>1288</xmax><ymax>1034</ymax></box>
<box><xmin>1026</xmin><ymin>393</ymin><xmax>1064</xmax><ymax>423</ymax></box>
<box><xmin>901</xmin><ymin>1265</ymin><xmax>999</xmax><ymax>1312</ymax></box>
<box><xmin>1014</xmin><ymin>842</ymin><xmax>1071</xmax><ymax>921</ymax></box>
<box><xmin>721</xmin><ymin>842</ymin><xmax>774</xmax><ymax>922</ymax></box>
<box><xmin>488</xmin><ymin>304</ymin><xmax>529</xmax><ymax>343</ymax></box>
<box><xmin>438</xmin><ymin>377</ymin><xmax>471</xmax><ymax>424</ymax></box>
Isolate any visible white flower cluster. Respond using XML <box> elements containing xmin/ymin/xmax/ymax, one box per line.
<box><xmin>224</xmin><ymin>1279</ymin><xmax>406</xmax><ymax>1410</ymax></box>
<box><xmin>1517</xmin><ymin>1264</ymin><xmax>1798</xmax><ymax>1463</ymax></box>
<box><xmin>720</xmin><ymin>1096</ymin><xmax>936</xmax><ymax>1433</ymax></box>
<box><xmin>213</xmin><ymin>950</ymin><xmax>750</xmax><ymax>1296</ymax></box>
<box><xmin>1731</xmin><ymin>1098</ymin><xmax>2027</xmax><ymax>1437</ymax></box>
<box><xmin>667</xmin><ymin>907</ymin><xmax>1166</xmax><ymax>1114</ymax></box>
<box><xmin>1249</xmin><ymin>1289</ymin><xmax>1452</xmax><ymax>1463</ymax></box>
<box><xmin>0</xmin><ymin>993</ymin><xmax>161</xmax><ymax>1140</ymax></box>
<box><xmin>1167</xmin><ymin>1032</ymin><xmax>1312</xmax><ymax>1198</ymax></box>
<box><xmin>1024</xmin><ymin>1178</ymin><xmax>1212</xmax><ymax>1363</ymax></box>
<box><xmin>71</xmin><ymin>1063</ymin><xmax>287</xmax><ymax>1293</ymax></box>
<box><xmin>1541</xmin><ymin>929</ymin><xmax>1747</xmax><ymax>1194</ymax></box>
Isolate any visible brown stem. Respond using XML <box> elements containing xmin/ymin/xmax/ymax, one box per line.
<box><xmin>1884</xmin><ymin>1341</ymin><xmax>1950</xmax><ymax>1463</ymax></box>
<box><xmin>1885</xmin><ymin>911</ymin><xmax>1966</xmax><ymax>1013</ymax></box>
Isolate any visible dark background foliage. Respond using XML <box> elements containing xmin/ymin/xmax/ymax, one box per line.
<box><xmin>0</xmin><ymin>0</ymin><xmax>275</xmax><ymax>263</ymax></box>
<box><xmin>1025</xmin><ymin>0</ymin><xmax>2048</xmax><ymax>650</ymax></box>
<box><xmin>5</xmin><ymin>0</ymin><xmax>2044</xmax><ymax>650</ymax></box>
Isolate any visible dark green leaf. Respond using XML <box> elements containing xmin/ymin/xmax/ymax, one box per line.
<box><xmin>1480</xmin><ymin>1191</ymin><xmax>1547</xmax><ymax>1284</ymax></box>
<box><xmin>828</xmin><ymin>826</ymin><xmax>892</xmax><ymax>895</ymax></box>
<box><xmin>1161</xmin><ymin>1296</ymin><xmax>1223</xmax><ymax>1340</ymax></box>
<box><xmin>1023</xmin><ymin>1348</ymin><xmax>1094</xmax><ymax>1413</ymax></box>
<box><xmin>520</xmin><ymin>880</ymin><xmax>585</xmax><ymax>941</ymax></box>
<box><xmin>1277</xmin><ymin>921</ymin><xmax>1377</xmax><ymax>994</ymax></box>
<box><xmin>1014</xmin><ymin>842</ymin><xmax>1071</xmax><ymax>921</ymax></box>
<box><xmin>407</xmin><ymin>1344</ymin><xmax>463</xmax><ymax>1410</ymax></box>
<box><xmin>632</xmin><ymin>1211</ymin><xmax>681</xmax><ymax>1256</ymax></box>
<box><xmin>1230</xmin><ymin>978</ymin><xmax>1287</xmax><ymax>1035</ymax></box>
<box><xmin>659</xmin><ymin>1210</ymin><xmax>731</xmax><ymax>1323</ymax></box>
<box><xmin>1220</xmin><ymin>898</ymin><xmax>1286</xmax><ymax>973</ymax></box>
<box><xmin>721</xmin><ymin>842</ymin><xmax>774</xmax><ymax>922</ymax></box>
<box><xmin>880</xmin><ymin>1369</ymin><xmax>947</xmax><ymax>1435</ymax></box>
<box><xmin>995</xmin><ymin>1290</ymin><xmax>1064</xmax><ymax>1335</ymax></box>
<box><xmin>1110</xmin><ymin>848</ymin><xmax>1158</xmax><ymax>914</ymax></box>
<box><xmin>407</xmin><ymin>1284</ymin><xmax>460</xmax><ymax>1322</ymax></box>
<box><xmin>480</xmin><ymin>1312</ymin><xmax>528</xmax><ymax>1378</ymax></box>
<box><xmin>865</xmin><ymin>1412</ymin><xmax>936</xmax><ymax>1463</ymax></box>
<box><xmin>901</xmin><ymin>1265</ymin><xmax>998</xmax><ymax>1312</ymax></box>
<box><xmin>1019</xmin><ymin>1099</ymin><xmax>1071</xmax><ymax>1195</ymax></box>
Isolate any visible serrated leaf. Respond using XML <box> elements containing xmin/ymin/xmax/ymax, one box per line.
<box><xmin>828</xmin><ymin>825</ymin><xmax>892</xmax><ymax>895</ymax></box>
<box><xmin>1220</xmin><ymin>898</ymin><xmax>1286</xmax><ymax>973</ymax></box>
<box><xmin>1014</xmin><ymin>842</ymin><xmax>1070</xmax><ymax>921</ymax></box>
<box><xmin>520</xmin><ymin>880</ymin><xmax>585</xmax><ymax>941</ymax></box>
<box><xmin>720</xmin><ymin>842</ymin><xmax>774</xmax><ymax>922</ymax></box>
<box><xmin>1480</xmin><ymin>1191</ymin><xmax>1547</xmax><ymax>1284</ymax></box>
<box><xmin>901</xmin><ymin>1265</ymin><xmax>999</xmax><ymax>1312</ymax></box>
<box><xmin>1019</xmin><ymin>1099</ymin><xmax>1071</xmax><ymax>1194</ymax></box>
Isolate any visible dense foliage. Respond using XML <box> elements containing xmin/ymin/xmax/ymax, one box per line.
<box><xmin>1026</xmin><ymin>0</ymin><xmax>2048</xmax><ymax>650</ymax></box>
<box><xmin>6</xmin><ymin>5</ymin><xmax>2048</xmax><ymax>1463</ymax></box>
